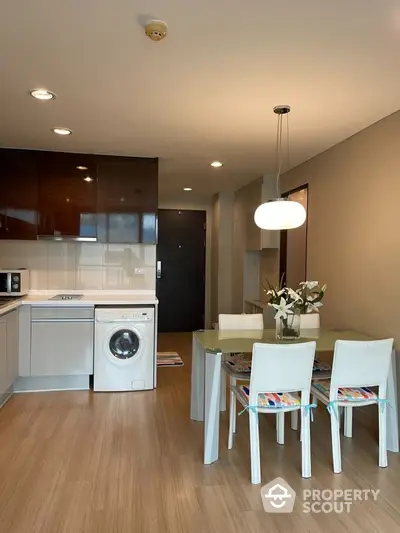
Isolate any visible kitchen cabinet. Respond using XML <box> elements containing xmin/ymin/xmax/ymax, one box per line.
<box><xmin>0</xmin><ymin>320</ymin><xmax>7</xmax><ymax>404</ymax></box>
<box><xmin>30</xmin><ymin>307</ymin><xmax>94</xmax><ymax>376</ymax></box>
<box><xmin>0</xmin><ymin>309</ymin><xmax>18</xmax><ymax>406</ymax></box>
<box><xmin>37</xmin><ymin>151</ymin><xmax>97</xmax><ymax>239</ymax></box>
<box><xmin>6</xmin><ymin>310</ymin><xmax>19</xmax><ymax>388</ymax></box>
<box><xmin>97</xmin><ymin>156</ymin><xmax>158</xmax><ymax>244</ymax></box>
<box><xmin>0</xmin><ymin>148</ymin><xmax>39</xmax><ymax>240</ymax></box>
<box><xmin>0</xmin><ymin>149</ymin><xmax>159</xmax><ymax>243</ymax></box>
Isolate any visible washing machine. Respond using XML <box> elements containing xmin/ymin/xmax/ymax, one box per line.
<box><xmin>94</xmin><ymin>306</ymin><xmax>155</xmax><ymax>391</ymax></box>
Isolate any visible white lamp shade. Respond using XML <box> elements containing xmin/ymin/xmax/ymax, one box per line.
<box><xmin>254</xmin><ymin>199</ymin><xmax>306</xmax><ymax>230</ymax></box>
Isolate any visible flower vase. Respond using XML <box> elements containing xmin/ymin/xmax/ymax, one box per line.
<box><xmin>299</xmin><ymin>312</ymin><xmax>320</xmax><ymax>330</ymax></box>
<box><xmin>276</xmin><ymin>311</ymin><xmax>301</xmax><ymax>340</ymax></box>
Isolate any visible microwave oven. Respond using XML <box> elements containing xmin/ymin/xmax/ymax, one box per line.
<box><xmin>0</xmin><ymin>269</ymin><xmax>30</xmax><ymax>296</ymax></box>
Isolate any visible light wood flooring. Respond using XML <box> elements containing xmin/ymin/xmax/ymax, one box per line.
<box><xmin>1</xmin><ymin>333</ymin><xmax>400</xmax><ymax>532</ymax></box>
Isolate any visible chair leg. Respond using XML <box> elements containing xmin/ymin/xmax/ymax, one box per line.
<box><xmin>230</xmin><ymin>377</ymin><xmax>237</xmax><ymax>433</ymax></box>
<box><xmin>228</xmin><ymin>390</ymin><xmax>235</xmax><ymax>450</ymax></box>
<box><xmin>301</xmin><ymin>408</ymin><xmax>311</xmax><ymax>478</ymax></box>
<box><xmin>378</xmin><ymin>404</ymin><xmax>388</xmax><ymax>468</ymax></box>
<box><xmin>277</xmin><ymin>412</ymin><xmax>285</xmax><ymax>445</ymax></box>
<box><xmin>249</xmin><ymin>410</ymin><xmax>261</xmax><ymax>484</ymax></box>
<box><xmin>312</xmin><ymin>395</ymin><xmax>318</xmax><ymax>422</ymax></box>
<box><xmin>344</xmin><ymin>407</ymin><xmax>353</xmax><ymax>438</ymax></box>
<box><xmin>330</xmin><ymin>409</ymin><xmax>342</xmax><ymax>473</ymax></box>
<box><xmin>220</xmin><ymin>367</ymin><xmax>226</xmax><ymax>412</ymax></box>
<box><xmin>338</xmin><ymin>406</ymin><xmax>343</xmax><ymax>431</ymax></box>
<box><xmin>291</xmin><ymin>410</ymin><xmax>298</xmax><ymax>431</ymax></box>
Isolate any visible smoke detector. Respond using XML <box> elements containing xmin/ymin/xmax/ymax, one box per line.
<box><xmin>145</xmin><ymin>20</ymin><xmax>167</xmax><ymax>41</ymax></box>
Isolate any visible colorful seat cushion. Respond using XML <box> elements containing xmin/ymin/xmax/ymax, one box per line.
<box><xmin>237</xmin><ymin>385</ymin><xmax>301</xmax><ymax>408</ymax></box>
<box><xmin>225</xmin><ymin>358</ymin><xmax>331</xmax><ymax>375</ymax></box>
<box><xmin>312</xmin><ymin>380</ymin><xmax>377</xmax><ymax>401</ymax></box>
<box><xmin>224</xmin><ymin>357</ymin><xmax>252</xmax><ymax>373</ymax></box>
<box><xmin>313</xmin><ymin>359</ymin><xmax>331</xmax><ymax>373</ymax></box>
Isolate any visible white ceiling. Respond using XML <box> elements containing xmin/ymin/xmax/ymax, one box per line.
<box><xmin>1</xmin><ymin>0</ymin><xmax>400</xmax><ymax>203</ymax></box>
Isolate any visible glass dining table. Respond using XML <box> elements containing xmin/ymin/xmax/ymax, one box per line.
<box><xmin>190</xmin><ymin>328</ymin><xmax>399</xmax><ymax>465</ymax></box>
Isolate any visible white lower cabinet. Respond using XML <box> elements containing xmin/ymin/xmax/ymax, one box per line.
<box><xmin>6</xmin><ymin>310</ymin><xmax>19</xmax><ymax>387</ymax></box>
<box><xmin>30</xmin><ymin>307</ymin><xmax>94</xmax><ymax>376</ymax></box>
<box><xmin>0</xmin><ymin>321</ymin><xmax>7</xmax><ymax>401</ymax></box>
<box><xmin>0</xmin><ymin>309</ymin><xmax>19</xmax><ymax>405</ymax></box>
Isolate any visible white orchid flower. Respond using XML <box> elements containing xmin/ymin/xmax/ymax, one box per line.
<box><xmin>321</xmin><ymin>284</ymin><xmax>327</xmax><ymax>292</ymax></box>
<box><xmin>300</xmin><ymin>280</ymin><xmax>319</xmax><ymax>290</ymax></box>
<box><xmin>308</xmin><ymin>301</ymin><xmax>323</xmax><ymax>312</ymax></box>
<box><xmin>271</xmin><ymin>297</ymin><xmax>294</xmax><ymax>320</ymax></box>
<box><xmin>287</xmin><ymin>288</ymin><xmax>302</xmax><ymax>302</ymax></box>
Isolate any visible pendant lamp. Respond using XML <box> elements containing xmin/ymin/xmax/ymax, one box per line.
<box><xmin>254</xmin><ymin>105</ymin><xmax>306</xmax><ymax>230</ymax></box>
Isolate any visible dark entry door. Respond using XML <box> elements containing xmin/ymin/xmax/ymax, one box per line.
<box><xmin>157</xmin><ymin>209</ymin><xmax>206</xmax><ymax>332</ymax></box>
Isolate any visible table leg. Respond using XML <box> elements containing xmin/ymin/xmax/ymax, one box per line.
<box><xmin>291</xmin><ymin>410</ymin><xmax>298</xmax><ymax>431</ymax></box>
<box><xmin>204</xmin><ymin>350</ymin><xmax>222</xmax><ymax>464</ymax></box>
<box><xmin>386</xmin><ymin>348</ymin><xmax>399</xmax><ymax>452</ymax></box>
<box><xmin>220</xmin><ymin>365</ymin><xmax>227</xmax><ymax>412</ymax></box>
<box><xmin>190</xmin><ymin>335</ymin><xmax>205</xmax><ymax>422</ymax></box>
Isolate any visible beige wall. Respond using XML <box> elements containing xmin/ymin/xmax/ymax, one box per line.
<box><xmin>211</xmin><ymin>195</ymin><xmax>220</xmax><ymax>323</ymax></box>
<box><xmin>0</xmin><ymin>241</ymin><xmax>156</xmax><ymax>291</ymax></box>
<box><xmin>281</xmin><ymin>110</ymin><xmax>400</xmax><ymax>342</ymax></box>
<box><xmin>210</xmin><ymin>192</ymin><xmax>234</xmax><ymax>324</ymax></box>
<box><xmin>286</xmin><ymin>187</ymin><xmax>308</xmax><ymax>288</ymax></box>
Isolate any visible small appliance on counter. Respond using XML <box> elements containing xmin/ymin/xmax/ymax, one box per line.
<box><xmin>0</xmin><ymin>269</ymin><xmax>29</xmax><ymax>296</ymax></box>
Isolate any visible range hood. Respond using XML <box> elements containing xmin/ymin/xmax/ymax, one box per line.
<box><xmin>37</xmin><ymin>235</ymin><xmax>97</xmax><ymax>242</ymax></box>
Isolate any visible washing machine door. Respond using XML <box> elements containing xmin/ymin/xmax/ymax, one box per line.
<box><xmin>109</xmin><ymin>328</ymin><xmax>141</xmax><ymax>360</ymax></box>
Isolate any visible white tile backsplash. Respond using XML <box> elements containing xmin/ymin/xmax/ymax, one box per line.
<box><xmin>0</xmin><ymin>241</ymin><xmax>156</xmax><ymax>291</ymax></box>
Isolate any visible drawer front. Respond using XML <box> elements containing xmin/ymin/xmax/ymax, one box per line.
<box><xmin>31</xmin><ymin>306</ymin><xmax>94</xmax><ymax>321</ymax></box>
<box><xmin>31</xmin><ymin>321</ymin><xmax>94</xmax><ymax>376</ymax></box>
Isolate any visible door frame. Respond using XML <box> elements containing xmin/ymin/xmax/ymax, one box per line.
<box><xmin>279</xmin><ymin>184</ymin><xmax>309</xmax><ymax>285</ymax></box>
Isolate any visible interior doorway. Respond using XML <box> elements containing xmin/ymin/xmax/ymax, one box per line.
<box><xmin>279</xmin><ymin>185</ymin><xmax>308</xmax><ymax>287</ymax></box>
<box><xmin>156</xmin><ymin>209</ymin><xmax>206</xmax><ymax>332</ymax></box>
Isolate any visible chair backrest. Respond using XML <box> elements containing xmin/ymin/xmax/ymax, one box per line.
<box><xmin>218</xmin><ymin>313</ymin><xmax>263</xmax><ymax>331</ymax></box>
<box><xmin>249</xmin><ymin>342</ymin><xmax>316</xmax><ymax>404</ymax></box>
<box><xmin>330</xmin><ymin>339</ymin><xmax>394</xmax><ymax>394</ymax></box>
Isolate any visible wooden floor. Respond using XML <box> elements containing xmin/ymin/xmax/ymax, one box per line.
<box><xmin>1</xmin><ymin>333</ymin><xmax>400</xmax><ymax>532</ymax></box>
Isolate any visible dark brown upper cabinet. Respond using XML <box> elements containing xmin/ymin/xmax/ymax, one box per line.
<box><xmin>97</xmin><ymin>156</ymin><xmax>158</xmax><ymax>244</ymax></box>
<box><xmin>37</xmin><ymin>151</ymin><xmax>98</xmax><ymax>239</ymax></box>
<box><xmin>0</xmin><ymin>148</ymin><xmax>39</xmax><ymax>240</ymax></box>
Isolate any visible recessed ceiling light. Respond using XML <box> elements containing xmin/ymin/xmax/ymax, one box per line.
<box><xmin>183</xmin><ymin>187</ymin><xmax>192</xmax><ymax>191</ymax></box>
<box><xmin>84</xmin><ymin>176</ymin><xmax>93</xmax><ymax>182</ymax></box>
<box><xmin>30</xmin><ymin>88</ymin><xmax>56</xmax><ymax>100</ymax></box>
<box><xmin>210</xmin><ymin>161</ymin><xmax>223</xmax><ymax>168</ymax></box>
<box><xmin>52</xmin><ymin>127</ymin><xmax>72</xmax><ymax>136</ymax></box>
<box><xmin>76</xmin><ymin>165</ymin><xmax>88</xmax><ymax>170</ymax></box>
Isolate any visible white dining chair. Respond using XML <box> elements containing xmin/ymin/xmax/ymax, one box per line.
<box><xmin>219</xmin><ymin>313</ymin><xmax>263</xmax><ymax>425</ymax></box>
<box><xmin>311</xmin><ymin>338</ymin><xmax>394</xmax><ymax>474</ymax></box>
<box><xmin>229</xmin><ymin>341</ymin><xmax>316</xmax><ymax>483</ymax></box>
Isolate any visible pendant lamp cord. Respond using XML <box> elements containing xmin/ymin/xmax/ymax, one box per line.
<box><xmin>275</xmin><ymin>112</ymin><xmax>284</xmax><ymax>197</ymax></box>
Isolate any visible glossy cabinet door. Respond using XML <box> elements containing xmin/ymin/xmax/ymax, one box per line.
<box><xmin>97</xmin><ymin>156</ymin><xmax>158</xmax><ymax>244</ymax></box>
<box><xmin>37</xmin><ymin>151</ymin><xmax>97</xmax><ymax>238</ymax></box>
<box><xmin>0</xmin><ymin>148</ymin><xmax>38</xmax><ymax>240</ymax></box>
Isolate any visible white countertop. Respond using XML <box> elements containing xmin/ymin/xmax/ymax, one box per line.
<box><xmin>0</xmin><ymin>291</ymin><xmax>158</xmax><ymax>316</ymax></box>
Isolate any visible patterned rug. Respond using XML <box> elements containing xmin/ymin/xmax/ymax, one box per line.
<box><xmin>157</xmin><ymin>352</ymin><xmax>184</xmax><ymax>367</ymax></box>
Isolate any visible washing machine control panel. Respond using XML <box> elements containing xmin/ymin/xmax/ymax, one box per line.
<box><xmin>121</xmin><ymin>311</ymin><xmax>152</xmax><ymax>322</ymax></box>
